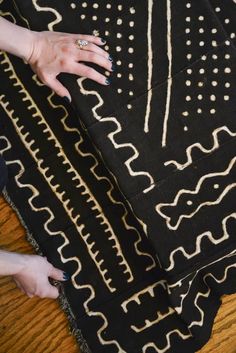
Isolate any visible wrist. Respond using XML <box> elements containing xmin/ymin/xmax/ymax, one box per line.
<box><xmin>0</xmin><ymin>250</ymin><xmax>28</xmax><ymax>276</ymax></box>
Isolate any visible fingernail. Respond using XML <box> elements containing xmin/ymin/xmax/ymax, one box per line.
<box><xmin>63</xmin><ymin>272</ymin><xmax>70</xmax><ymax>280</ymax></box>
<box><xmin>108</xmin><ymin>55</ymin><xmax>113</xmax><ymax>62</ymax></box>
<box><xmin>101</xmin><ymin>38</ymin><xmax>106</xmax><ymax>43</ymax></box>
<box><xmin>111</xmin><ymin>63</ymin><xmax>115</xmax><ymax>72</ymax></box>
<box><xmin>63</xmin><ymin>96</ymin><xmax>71</xmax><ymax>103</ymax></box>
<box><xmin>105</xmin><ymin>78</ymin><xmax>111</xmax><ymax>85</ymax></box>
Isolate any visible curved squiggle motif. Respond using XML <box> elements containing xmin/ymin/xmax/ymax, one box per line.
<box><xmin>48</xmin><ymin>91</ymin><xmax>156</xmax><ymax>271</ymax></box>
<box><xmin>156</xmin><ymin>157</ymin><xmax>236</xmax><ymax>230</ymax></box>
<box><xmin>78</xmin><ymin>78</ymin><xmax>155</xmax><ymax>194</ymax></box>
<box><xmin>142</xmin><ymin>329</ymin><xmax>192</xmax><ymax>352</ymax></box>
<box><xmin>167</xmin><ymin>249</ymin><xmax>236</xmax><ymax>315</ymax></box>
<box><xmin>189</xmin><ymin>261</ymin><xmax>236</xmax><ymax>328</ymax></box>
<box><xmin>32</xmin><ymin>0</ymin><xmax>62</xmax><ymax>30</ymax></box>
<box><xmin>164</xmin><ymin>126</ymin><xmax>236</xmax><ymax>170</ymax></box>
<box><xmin>166</xmin><ymin>213</ymin><xmax>236</xmax><ymax>271</ymax></box>
<box><xmin>1</xmin><ymin>137</ymin><xmax>126</xmax><ymax>352</ymax></box>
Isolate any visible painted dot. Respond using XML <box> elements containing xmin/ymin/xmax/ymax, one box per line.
<box><xmin>130</xmin><ymin>7</ymin><xmax>136</xmax><ymax>14</ymax></box>
<box><xmin>198</xmin><ymin>81</ymin><xmax>204</xmax><ymax>87</ymax></box>
<box><xmin>225</xmin><ymin>67</ymin><xmax>231</xmax><ymax>73</ymax></box>
<box><xmin>106</xmin><ymin>3</ymin><xmax>111</xmax><ymax>9</ymax></box>
<box><xmin>225</xmin><ymin>18</ymin><xmax>230</xmax><ymax>24</ymax></box>
<box><xmin>210</xmin><ymin>95</ymin><xmax>216</xmax><ymax>101</ymax></box>
<box><xmin>199</xmin><ymin>68</ymin><xmax>205</xmax><ymax>74</ymax></box>
<box><xmin>118</xmin><ymin>5</ymin><xmax>122</xmax><ymax>10</ymax></box>
<box><xmin>201</xmin><ymin>55</ymin><xmax>207</xmax><ymax>61</ymax></box>
<box><xmin>117</xmin><ymin>33</ymin><xmax>122</xmax><ymax>38</ymax></box>
<box><xmin>117</xmin><ymin>73</ymin><xmax>122</xmax><ymax>78</ymax></box>
<box><xmin>82</xmin><ymin>2</ymin><xmax>87</xmax><ymax>7</ymax></box>
<box><xmin>186</xmin><ymin>17</ymin><xmax>191</xmax><ymax>22</ymax></box>
<box><xmin>105</xmin><ymin>17</ymin><xmax>110</xmax><ymax>22</ymax></box>
<box><xmin>127</xmin><ymin>104</ymin><xmax>132</xmax><ymax>109</ymax></box>
<box><xmin>199</xmin><ymin>16</ymin><xmax>204</xmax><ymax>21</ymax></box>
<box><xmin>224</xmin><ymin>95</ymin><xmax>230</xmax><ymax>101</ymax></box>
<box><xmin>129</xmin><ymin>91</ymin><xmax>134</xmax><ymax>96</ymax></box>
<box><xmin>71</xmin><ymin>3</ymin><xmax>76</xmax><ymax>9</ymax></box>
<box><xmin>215</xmin><ymin>7</ymin><xmax>221</xmax><ymax>12</ymax></box>
<box><xmin>199</xmin><ymin>41</ymin><xmax>205</xmax><ymax>46</ymax></box>
<box><xmin>117</xmin><ymin>18</ymin><xmax>122</xmax><ymax>25</ymax></box>
<box><xmin>186</xmin><ymin>2</ymin><xmax>191</xmax><ymax>8</ymax></box>
<box><xmin>128</xmin><ymin>47</ymin><xmax>134</xmax><ymax>53</ymax></box>
<box><xmin>93</xmin><ymin>3</ymin><xmax>99</xmax><ymax>8</ymax></box>
<box><xmin>184</xmin><ymin>126</ymin><xmax>188</xmax><ymax>131</ymax></box>
<box><xmin>213</xmin><ymin>68</ymin><xmax>218</xmax><ymax>73</ymax></box>
<box><xmin>105</xmin><ymin>71</ymin><xmax>110</xmax><ymax>76</ymax></box>
<box><xmin>182</xmin><ymin>111</ymin><xmax>189</xmax><ymax>117</ymax></box>
<box><xmin>212</xmin><ymin>81</ymin><xmax>218</xmax><ymax>86</ymax></box>
<box><xmin>225</xmin><ymin>82</ymin><xmax>230</xmax><ymax>88</ymax></box>
<box><xmin>212</xmin><ymin>54</ymin><xmax>218</xmax><ymax>60</ymax></box>
<box><xmin>197</xmin><ymin>108</ymin><xmax>202</xmax><ymax>114</ymax></box>
<box><xmin>116</xmin><ymin>60</ymin><xmax>122</xmax><ymax>65</ymax></box>
<box><xmin>129</xmin><ymin>35</ymin><xmax>134</xmax><ymax>40</ymax></box>
<box><xmin>225</xmin><ymin>40</ymin><xmax>230</xmax><ymax>46</ymax></box>
<box><xmin>129</xmin><ymin>21</ymin><xmax>134</xmax><ymax>27</ymax></box>
<box><xmin>198</xmin><ymin>94</ymin><xmax>203</xmax><ymax>100</ymax></box>
<box><xmin>105</xmin><ymin>31</ymin><xmax>109</xmax><ymax>36</ymax></box>
<box><xmin>186</xmin><ymin>95</ymin><xmax>191</xmax><ymax>101</ymax></box>
<box><xmin>117</xmin><ymin>88</ymin><xmax>122</xmax><ymax>93</ymax></box>
<box><xmin>225</xmin><ymin>54</ymin><xmax>230</xmax><ymax>59</ymax></box>
<box><xmin>129</xmin><ymin>74</ymin><xmax>134</xmax><ymax>81</ymax></box>
<box><xmin>128</xmin><ymin>63</ymin><xmax>133</xmax><ymax>68</ymax></box>
<box><xmin>199</xmin><ymin>28</ymin><xmax>204</xmax><ymax>33</ymax></box>
<box><xmin>185</xmin><ymin>80</ymin><xmax>191</xmax><ymax>86</ymax></box>
<box><xmin>186</xmin><ymin>28</ymin><xmax>190</xmax><ymax>34</ymax></box>
<box><xmin>186</xmin><ymin>40</ymin><xmax>191</xmax><ymax>46</ymax></box>
<box><xmin>214</xmin><ymin>184</ymin><xmax>219</xmax><ymax>189</ymax></box>
<box><xmin>187</xmin><ymin>53</ymin><xmax>192</xmax><ymax>60</ymax></box>
<box><xmin>92</xmin><ymin>16</ymin><xmax>97</xmax><ymax>21</ymax></box>
<box><xmin>211</xmin><ymin>28</ymin><xmax>217</xmax><ymax>34</ymax></box>
<box><xmin>187</xmin><ymin>200</ymin><xmax>193</xmax><ymax>206</ymax></box>
<box><xmin>212</xmin><ymin>40</ymin><xmax>217</xmax><ymax>47</ymax></box>
<box><xmin>210</xmin><ymin>109</ymin><xmax>216</xmax><ymax>114</ymax></box>
<box><xmin>230</xmin><ymin>33</ymin><xmax>236</xmax><ymax>39</ymax></box>
<box><xmin>81</xmin><ymin>14</ymin><xmax>86</xmax><ymax>20</ymax></box>
<box><xmin>187</xmin><ymin>69</ymin><xmax>192</xmax><ymax>74</ymax></box>
<box><xmin>105</xmin><ymin>45</ymin><xmax>109</xmax><ymax>51</ymax></box>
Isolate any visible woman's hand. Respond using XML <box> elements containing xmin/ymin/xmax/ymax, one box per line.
<box><xmin>28</xmin><ymin>31</ymin><xmax>113</xmax><ymax>100</ymax></box>
<box><xmin>12</xmin><ymin>254</ymin><xmax>69</xmax><ymax>299</ymax></box>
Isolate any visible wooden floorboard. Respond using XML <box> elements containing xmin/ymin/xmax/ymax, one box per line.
<box><xmin>0</xmin><ymin>195</ymin><xmax>236</xmax><ymax>353</ymax></box>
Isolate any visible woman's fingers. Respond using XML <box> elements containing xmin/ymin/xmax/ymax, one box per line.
<box><xmin>45</xmin><ymin>76</ymin><xmax>71</xmax><ymax>100</ymax></box>
<box><xmin>70</xmin><ymin>62</ymin><xmax>110</xmax><ymax>85</ymax></box>
<box><xmin>78</xmin><ymin>50</ymin><xmax>113</xmax><ymax>72</ymax></box>
<box><xmin>74</xmin><ymin>34</ymin><xmax>106</xmax><ymax>47</ymax></box>
<box><xmin>76</xmin><ymin>41</ymin><xmax>111</xmax><ymax>60</ymax></box>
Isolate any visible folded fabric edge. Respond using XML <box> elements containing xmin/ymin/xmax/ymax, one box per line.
<box><xmin>2</xmin><ymin>188</ymin><xmax>91</xmax><ymax>353</ymax></box>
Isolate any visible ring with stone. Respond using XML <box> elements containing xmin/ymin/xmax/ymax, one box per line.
<box><xmin>76</xmin><ymin>39</ymin><xmax>89</xmax><ymax>49</ymax></box>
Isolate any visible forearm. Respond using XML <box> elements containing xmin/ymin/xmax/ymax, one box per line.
<box><xmin>0</xmin><ymin>250</ymin><xmax>27</xmax><ymax>276</ymax></box>
<box><xmin>0</xmin><ymin>17</ymin><xmax>35</xmax><ymax>61</ymax></box>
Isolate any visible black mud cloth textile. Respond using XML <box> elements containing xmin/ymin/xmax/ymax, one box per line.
<box><xmin>0</xmin><ymin>1</ymin><xmax>236</xmax><ymax>352</ymax></box>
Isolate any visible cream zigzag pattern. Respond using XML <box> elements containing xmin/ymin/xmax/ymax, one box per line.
<box><xmin>156</xmin><ymin>157</ymin><xmax>236</xmax><ymax>230</ymax></box>
<box><xmin>77</xmin><ymin>77</ymin><xmax>155</xmax><ymax>194</ymax></box>
<box><xmin>165</xmin><ymin>213</ymin><xmax>236</xmax><ymax>271</ymax></box>
<box><xmin>48</xmin><ymin>91</ymin><xmax>156</xmax><ymax>271</ymax></box>
<box><xmin>142</xmin><ymin>329</ymin><xmax>192</xmax><ymax>352</ymax></box>
<box><xmin>0</xmin><ymin>136</ymin><xmax>126</xmax><ymax>352</ymax></box>
<box><xmin>32</xmin><ymin>0</ymin><xmax>62</xmax><ymax>30</ymax></box>
<box><xmin>0</xmin><ymin>52</ymin><xmax>135</xmax><ymax>292</ymax></box>
<box><xmin>167</xmin><ymin>249</ymin><xmax>236</xmax><ymax>315</ymax></box>
<box><xmin>164</xmin><ymin>126</ymin><xmax>236</xmax><ymax>170</ymax></box>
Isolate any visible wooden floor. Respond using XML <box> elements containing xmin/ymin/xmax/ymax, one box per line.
<box><xmin>0</xmin><ymin>195</ymin><xmax>236</xmax><ymax>353</ymax></box>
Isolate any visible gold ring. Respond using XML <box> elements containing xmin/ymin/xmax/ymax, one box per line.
<box><xmin>76</xmin><ymin>39</ymin><xmax>88</xmax><ymax>49</ymax></box>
